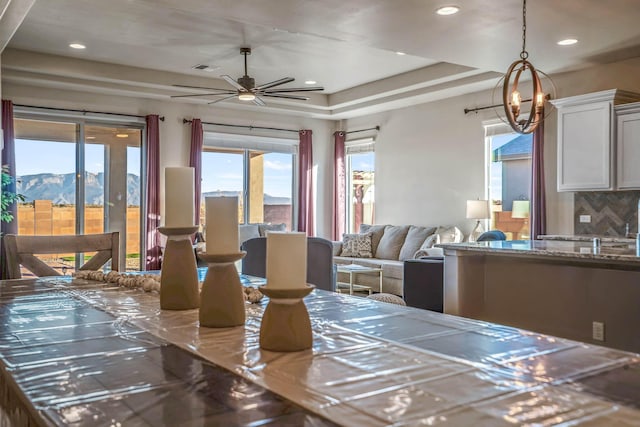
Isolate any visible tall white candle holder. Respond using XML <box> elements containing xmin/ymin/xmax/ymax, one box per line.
<box><xmin>258</xmin><ymin>284</ymin><xmax>315</xmax><ymax>352</ymax></box>
<box><xmin>158</xmin><ymin>226</ymin><xmax>200</xmax><ymax>310</ymax></box>
<box><xmin>198</xmin><ymin>251</ymin><xmax>247</xmax><ymax>328</ymax></box>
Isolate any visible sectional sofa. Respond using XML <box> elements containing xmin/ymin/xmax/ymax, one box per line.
<box><xmin>332</xmin><ymin>224</ymin><xmax>463</xmax><ymax>296</ymax></box>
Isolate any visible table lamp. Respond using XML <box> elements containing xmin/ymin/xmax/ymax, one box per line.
<box><xmin>466</xmin><ymin>199</ymin><xmax>490</xmax><ymax>242</ymax></box>
<box><xmin>511</xmin><ymin>200</ymin><xmax>530</xmax><ymax>240</ymax></box>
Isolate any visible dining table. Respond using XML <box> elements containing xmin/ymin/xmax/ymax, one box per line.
<box><xmin>0</xmin><ymin>270</ymin><xmax>638</xmax><ymax>426</ymax></box>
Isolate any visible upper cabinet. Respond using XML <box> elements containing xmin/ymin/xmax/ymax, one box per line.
<box><xmin>616</xmin><ymin>102</ymin><xmax>640</xmax><ymax>189</ymax></box>
<box><xmin>551</xmin><ymin>90</ymin><xmax>640</xmax><ymax>192</ymax></box>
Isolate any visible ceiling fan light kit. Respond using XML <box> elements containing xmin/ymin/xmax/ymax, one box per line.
<box><xmin>172</xmin><ymin>47</ymin><xmax>324</xmax><ymax>106</ymax></box>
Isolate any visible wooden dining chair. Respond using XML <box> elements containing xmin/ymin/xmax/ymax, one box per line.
<box><xmin>4</xmin><ymin>232</ymin><xmax>120</xmax><ymax>279</ymax></box>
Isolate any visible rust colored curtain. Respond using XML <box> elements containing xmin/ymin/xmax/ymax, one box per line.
<box><xmin>189</xmin><ymin>118</ymin><xmax>203</xmax><ymax>226</ymax></box>
<box><xmin>297</xmin><ymin>130</ymin><xmax>314</xmax><ymax>236</ymax></box>
<box><xmin>144</xmin><ymin>114</ymin><xmax>161</xmax><ymax>270</ymax></box>
<box><xmin>531</xmin><ymin>119</ymin><xmax>546</xmax><ymax>239</ymax></box>
<box><xmin>1</xmin><ymin>100</ymin><xmax>16</xmax><ymax>279</ymax></box>
<box><xmin>332</xmin><ymin>131</ymin><xmax>346</xmax><ymax>240</ymax></box>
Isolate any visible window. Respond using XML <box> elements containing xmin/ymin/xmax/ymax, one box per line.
<box><xmin>201</xmin><ymin>133</ymin><xmax>296</xmax><ymax>230</ymax></box>
<box><xmin>486</xmin><ymin>125</ymin><xmax>532</xmax><ymax>240</ymax></box>
<box><xmin>13</xmin><ymin>114</ymin><xmax>144</xmax><ymax>274</ymax></box>
<box><xmin>346</xmin><ymin>138</ymin><xmax>375</xmax><ymax>233</ymax></box>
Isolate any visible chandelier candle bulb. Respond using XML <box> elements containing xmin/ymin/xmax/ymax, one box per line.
<box><xmin>204</xmin><ymin>196</ymin><xmax>239</xmax><ymax>254</ymax></box>
<box><xmin>164</xmin><ymin>167</ymin><xmax>195</xmax><ymax>228</ymax></box>
<box><xmin>266</xmin><ymin>232</ymin><xmax>307</xmax><ymax>289</ymax></box>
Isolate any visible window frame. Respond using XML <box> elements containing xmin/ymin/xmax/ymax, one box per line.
<box><xmin>345</xmin><ymin>137</ymin><xmax>375</xmax><ymax>233</ymax></box>
<box><xmin>202</xmin><ymin>131</ymin><xmax>298</xmax><ymax>228</ymax></box>
<box><xmin>12</xmin><ymin>107</ymin><xmax>146</xmax><ymax>270</ymax></box>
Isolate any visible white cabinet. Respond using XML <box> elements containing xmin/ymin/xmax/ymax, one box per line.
<box><xmin>616</xmin><ymin>103</ymin><xmax>640</xmax><ymax>189</ymax></box>
<box><xmin>552</xmin><ymin>90</ymin><xmax>640</xmax><ymax>192</ymax></box>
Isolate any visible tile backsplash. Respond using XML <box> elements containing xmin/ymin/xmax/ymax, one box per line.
<box><xmin>574</xmin><ymin>191</ymin><xmax>640</xmax><ymax>236</ymax></box>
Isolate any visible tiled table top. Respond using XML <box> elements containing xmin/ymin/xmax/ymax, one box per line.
<box><xmin>1</xmin><ymin>274</ymin><xmax>639</xmax><ymax>426</ymax></box>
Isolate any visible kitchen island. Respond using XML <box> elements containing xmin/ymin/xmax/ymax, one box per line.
<box><xmin>439</xmin><ymin>240</ymin><xmax>640</xmax><ymax>353</ymax></box>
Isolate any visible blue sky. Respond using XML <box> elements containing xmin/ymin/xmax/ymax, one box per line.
<box><xmin>201</xmin><ymin>151</ymin><xmax>293</xmax><ymax>197</ymax></box>
<box><xmin>15</xmin><ymin>138</ymin><xmax>373</xmax><ymax>199</ymax></box>
<box><xmin>15</xmin><ymin>139</ymin><xmax>141</xmax><ymax>176</ymax></box>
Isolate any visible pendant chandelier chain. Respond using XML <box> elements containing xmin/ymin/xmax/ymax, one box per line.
<box><xmin>520</xmin><ymin>0</ymin><xmax>528</xmax><ymax>60</ymax></box>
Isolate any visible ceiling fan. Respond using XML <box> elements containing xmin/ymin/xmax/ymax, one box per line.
<box><xmin>172</xmin><ymin>47</ymin><xmax>324</xmax><ymax>106</ymax></box>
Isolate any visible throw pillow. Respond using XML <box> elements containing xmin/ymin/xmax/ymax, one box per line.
<box><xmin>340</xmin><ymin>232</ymin><xmax>373</xmax><ymax>258</ymax></box>
<box><xmin>398</xmin><ymin>226</ymin><xmax>437</xmax><ymax>261</ymax></box>
<box><xmin>359</xmin><ymin>224</ymin><xmax>387</xmax><ymax>254</ymax></box>
<box><xmin>414</xmin><ymin>247</ymin><xmax>444</xmax><ymax>258</ymax></box>
<box><xmin>239</xmin><ymin>224</ymin><xmax>261</xmax><ymax>246</ymax></box>
<box><xmin>258</xmin><ymin>223</ymin><xmax>286</xmax><ymax>236</ymax></box>
<box><xmin>435</xmin><ymin>225</ymin><xmax>464</xmax><ymax>243</ymax></box>
<box><xmin>375</xmin><ymin>225</ymin><xmax>410</xmax><ymax>260</ymax></box>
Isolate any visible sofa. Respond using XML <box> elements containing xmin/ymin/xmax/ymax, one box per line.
<box><xmin>332</xmin><ymin>224</ymin><xmax>463</xmax><ymax>296</ymax></box>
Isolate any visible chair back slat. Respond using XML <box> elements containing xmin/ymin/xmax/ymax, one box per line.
<box><xmin>4</xmin><ymin>232</ymin><xmax>120</xmax><ymax>279</ymax></box>
<box><xmin>15</xmin><ymin>253</ymin><xmax>61</xmax><ymax>278</ymax></box>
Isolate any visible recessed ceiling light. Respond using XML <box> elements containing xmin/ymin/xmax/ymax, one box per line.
<box><xmin>436</xmin><ymin>5</ymin><xmax>460</xmax><ymax>15</ymax></box>
<box><xmin>86</xmin><ymin>136</ymin><xmax>96</xmax><ymax>140</ymax></box>
<box><xmin>305</xmin><ymin>80</ymin><xmax>317</xmax><ymax>85</ymax></box>
<box><xmin>395</xmin><ymin>51</ymin><xmax>406</xmax><ymax>56</ymax></box>
<box><xmin>116</xmin><ymin>133</ymin><xmax>129</xmax><ymax>138</ymax></box>
<box><xmin>557</xmin><ymin>38</ymin><xmax>578</xmax><ymax>46</ymax></box>
<box><xmin>69</xmin><ymin>43</ymin><xmax>86</xmax><ymax>49</ymax></box>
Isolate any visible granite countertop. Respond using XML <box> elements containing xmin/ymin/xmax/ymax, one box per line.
<box><xmin>438</xmin><ymin>239</ymin><xmax>640</xmax><ymax>265</ymax></box>
<box><xmin>539</xmin><ymin>234</ymin><xmax>637</xmax><ymax>243</ymax></box>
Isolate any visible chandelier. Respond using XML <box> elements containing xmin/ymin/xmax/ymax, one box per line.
<box><xmin>502</xmin><ymin>0</ymin><xmax>553</xmax><ymax>134</ymax></box>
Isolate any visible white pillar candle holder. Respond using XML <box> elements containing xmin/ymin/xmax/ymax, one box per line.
<box><xmin>258</xmin><ymin>284</ymin><xmax>315</xmax><ymax>352</ymax></box>
<box><xmin>198</xmin><ymin>251</ymin><xmax>247</xmax><ymax>328</ymax></box>
<box><xmin>158</xmin><ymin>226</ymin><xmax>199</xmax><ymax>310</ymax></box>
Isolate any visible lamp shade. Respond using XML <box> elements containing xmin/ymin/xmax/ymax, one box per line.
<box><xmin>466</xmin><ymin>200</ymin><xmax>490</xmax><ymax>219</ymax></box>
<box><xmin>511</xmin><ymin>200</ymin><xmax>530</xmax><ymax>219</ymax></box>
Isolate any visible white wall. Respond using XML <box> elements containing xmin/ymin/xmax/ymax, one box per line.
<box><xmin>4</xmin><ymin>56</ymin><xmax>640</xmax><ymax>239</ymax></box>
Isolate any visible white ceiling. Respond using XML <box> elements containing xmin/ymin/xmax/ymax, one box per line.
<box><xmin>4</xmin><ymin>0</ymin><xmax>640</xmax><ymax>118</ymax></box>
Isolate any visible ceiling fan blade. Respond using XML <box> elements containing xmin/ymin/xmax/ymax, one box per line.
<box><xmin>173</xmin><ymin>84</ymin><xmax>233</xmax><ymax>91</ymax></box>
<box><xmin>208</xmin><ymin>94</ymin><xmax>238</xmax><ymax>105</ymax></box>
<box><xmin>171</xmin><ymin>91</ymin><xmax>235</xmax><ymax>98</ymax></box>
<box><xmin>253</xmin><ymin>97</ymin><xmax>266</xmax><ymax>106</ymax></box>
<box><xmin>222</xmin><ymin>75</ymin><xmax>247</xmax><ymax>91</ymax></box>
<box><xmin>261</xmin><ymin>93</ymin><xmax>309</xmax><ymax>101</ymax></box>
<box><xmin>255</xmin><ymin>77</ymin><xmax>295</xmax><ymax>90</ymax></box>
<box><xmin>263</xmin><ymin>86</ymin><xmax>324</xmax><ymax>93</ymax></box>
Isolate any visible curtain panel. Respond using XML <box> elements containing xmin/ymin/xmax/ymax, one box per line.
<box><xmin>531</xmin><ymin>120</ymin><xmax>546</xmax><ymax>239</ymax></box>
<box><xmin>297</xmin><ymin>130</ymin><xmax>314</xmax><ymax>236</ymax></box>
<box><xmin>332</xmin><ymin>131</ymin><xmax>346</xmax><ymax>240</ymax></box>
<box><xmin>144</xmin><ymin>115</ymin><xmax>161</xmax><ymax>270</ymax></box>
<box><xmin>189</xmin><ymin>118</ymin><xmax>203</xmax><ymax>226</ymax></box>
<box><xmin>1</xmin><ymin>100</ymin><xmax>17</xmax><ymax>279</ymax></box>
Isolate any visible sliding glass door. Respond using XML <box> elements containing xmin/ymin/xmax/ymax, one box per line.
<box><xmin>13</xmin><ymin>117</ymin><xmax>143</xmax><ymax>274</ymax></box>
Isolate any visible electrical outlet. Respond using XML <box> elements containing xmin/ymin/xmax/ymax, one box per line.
<box><xmin>592</xmin><ymin>321</ymin><xmax>605</xmax><ymax>341</ymax></box>
<box><xmin>580</xmin><ymin>215</ymin><xmax>591</xmax><ymax>223</ymax></box>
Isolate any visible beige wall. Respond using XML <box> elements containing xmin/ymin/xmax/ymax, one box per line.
<box><xmin>4</xmin><ymin>56</ymin><xmax>640</xmax><ymax>239</ymax></box>
<box><xmin>343</xmin><ymin>57</ymin><xmax>640</xmax><ymax>236</ymax></box>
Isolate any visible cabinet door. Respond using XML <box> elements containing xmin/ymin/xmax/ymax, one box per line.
<box><xmin>617</xmin><ymin>111</ymin><xmax>640</xmax><ymax>189</ymax></box>
<box><xmin>557</xmin><ymin>102</ymin><xmax>613</xmax><ymax>191</ymax></box>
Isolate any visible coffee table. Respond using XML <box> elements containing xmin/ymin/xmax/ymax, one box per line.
<box><xmin>335</xmin><ymin>264</ymin><xmax>383</xmax><ymax>295</ymax></box>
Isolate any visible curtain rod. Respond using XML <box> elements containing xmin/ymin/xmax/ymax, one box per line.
<box><xmin>14</xmin><ymin>104</ymin><xmax>165</xmax><ymax>121</ymax></box>
<box><xmin>464</xmin><ymin>97</ymin><xmax>540</xmax><ymax>115</ymax></box>
<box><xmin>183</xmin><ymin>119</ymin><xmax>299</xmax><ymax>134</ymax></box>
<box><xmin>346</xmin><ymin>126</ymin><xmax>380</xmax><ymax>134</ymax></box>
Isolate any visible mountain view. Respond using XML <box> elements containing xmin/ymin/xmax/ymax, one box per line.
<box><xmin>16</xmin><ymin>173</ymin><xmax>291</xmax><ymax>206</ymax></box>
<box><xmin>17</xmin><ymin>172</ymin><xmax>141</xmax><ymax>205</ymax></box>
